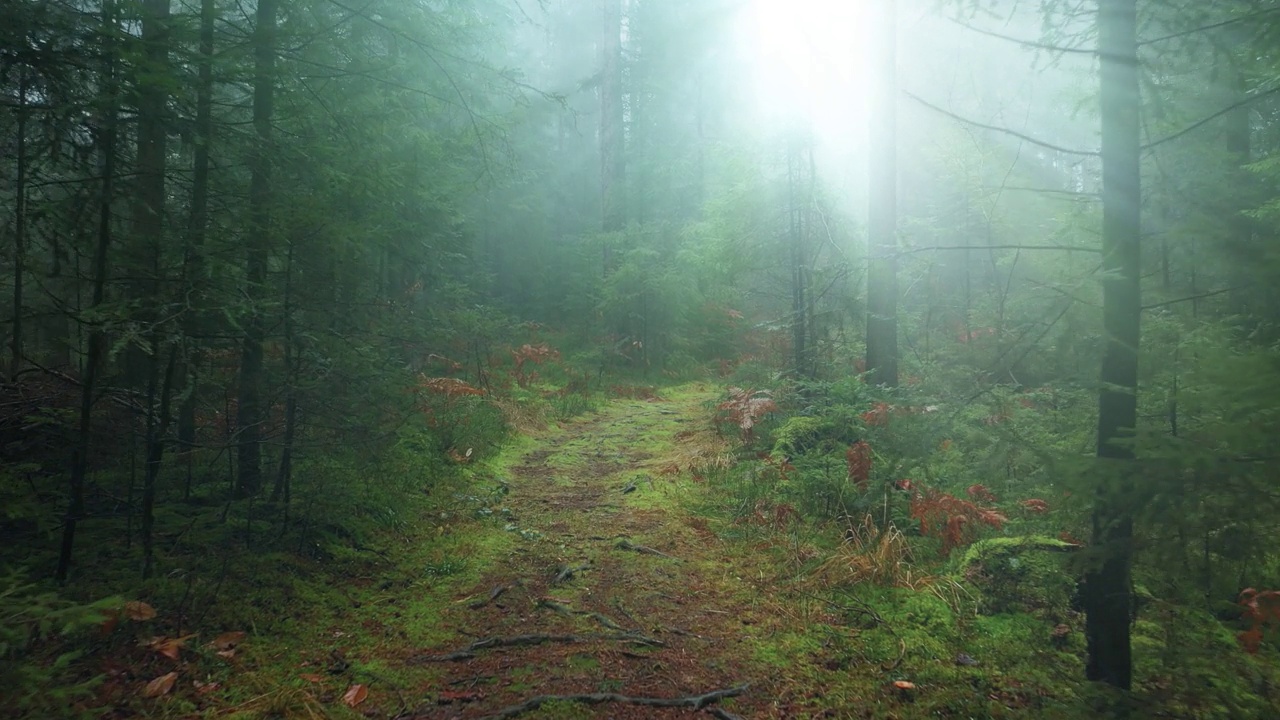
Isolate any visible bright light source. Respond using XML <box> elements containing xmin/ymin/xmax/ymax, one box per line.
<box><xmin>747</xmin><ymin>0</ymin><xmax>871</xmax><ymax>144</ymax></box>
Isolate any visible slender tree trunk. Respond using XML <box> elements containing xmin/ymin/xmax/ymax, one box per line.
<box><xmin>1085</xmin><ymin>0</ymin><xmax>1140</xmax><ymax>691</ymax></box>
<box><xmin>235</xmin><ymin>0</ymin><xmax>278</xmax><ymax>498</ymax></box>
<box><xmin>58</xmin><ymin>3</ymin><xmax>119</xmax><ymax>582</ymax></box>
<box><xmin>142</xmin><ymin>346</ymin><xmax>177</xmax><ymax>578</ymax></box>
<box><xmin>11</xmin><ymin>70</ymin><xmax>29</xmax><ymax>378</ymax></box>
<box><xmin>134</xmin><ymin>0</ymin><xmax>172</xmax><ymax>576</ymax></box>
<box><xmin>599</xmin><ymin>0</ymin><xmax>625</xmax><ymax>271</ymax></box>
<box><xmin>271</xmin><ymin>242</ymin><xmax>297</xmax><ymax>505</ymax></box>
<box><xmin>865</xmin><ymin>0</ymin><xmax>898</xmax><ymax>387</ymax></box>
<box><xmin>180</xmin><ymin>0</ymin><xmax>217</xmax><ymax>500</ymax></box>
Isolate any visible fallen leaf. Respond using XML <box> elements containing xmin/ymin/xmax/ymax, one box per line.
<box><xmin>125</xmin><ymin>601</ymin><xmax>157</xmax><ymax>621</ymax></box>
<box><xmin>193</xmin><ymin>680</ymin><xmax>220</xmax><ymax>695</ymax></box>
<box><xmin>216</xmin><ymin>649</ymin><xmax>236</xmax><ymax>659</ymax></box>
<box><xmin>299</xmin><ymin>673</ymin><xmax>325</xmax><ymax>683</ymax></box>
<box><xmin>892</xmin><ymin>680</ymin><xmax>916</xmax><ymax>691</ymax></box>
<box><xmin>343</xmin><ymin>684</ymin><xmax>368</xmax><ymax>707</ymax></box>
<box><xmin>142</xmin><ymin>672</ymin><xmax>178</xmax><ymax>698</ymax></box>
<box><xmin>211</xmin><ymin>630</ymin><xmax>246</xmax><ymax>651</ymax></box>
<box><xmin>147</xmin><ymin>633</ymin><xmax>198</xmax><ymax>660</ymax></box>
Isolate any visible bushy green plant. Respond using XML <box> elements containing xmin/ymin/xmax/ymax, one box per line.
<box><xmin>0</xmin><ymin>571</ymin><xmax>120</xmax><ymax>719</ymax></box>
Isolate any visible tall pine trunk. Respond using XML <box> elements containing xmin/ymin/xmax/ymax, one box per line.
<box><xmin>235</xmin><ymin>0</ymin><xmax>278</xmax><ymax>498</ymax></box>
<box><xmin>10</xmin><ymin>69</ymin><xmax>28</xmax><ymax>378</ymax></box>
<box><xmin>180</xmin><ymin>0</ymin><xmax>217</xmax><ymax>500</ymax></box>
<box><xmin>1085</xmin><ymin>0</ymin><xmax>1140</xmax><ymax>691</ymax></box>
<box><xmin>599</xmin><ymin>0</ymin><xmax>625</xmax><ymax>268</ymax></box>
<box><xmin>136</xmin><ymin>0</ymin><xmax>172</xmax><ymax>577</ymax></box>
<box><xmin>59</xmin><ymin>2</ymin><xmax>119</xmax><ymax>582</ymax></box>
<box><xmin>865</xmin><ymin>0</ymin><xmax>898</xmax><ymax>387</ymax></box>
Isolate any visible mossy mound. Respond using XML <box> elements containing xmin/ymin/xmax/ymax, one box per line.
<box><xmin>959</xmin><ymin>536</ymin><xmax>1079</xmax><ymax>616</ymax></box>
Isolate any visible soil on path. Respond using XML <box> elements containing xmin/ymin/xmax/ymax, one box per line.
<box><xmin>405</xmin><ymin>385</ymin><xmax>796</xmax><ymax>719</ymax></box>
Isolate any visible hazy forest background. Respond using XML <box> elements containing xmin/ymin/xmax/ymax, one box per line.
<box><xmin>4</xmin><ymin>0</ymin><xmax>1280</xmax><ymax>717</ymax></box>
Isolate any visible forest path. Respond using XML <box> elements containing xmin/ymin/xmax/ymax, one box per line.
<box><xmin>401</xmin><ymin>384</ymin><xmax>799</xmax><ymax>719</ymax></box>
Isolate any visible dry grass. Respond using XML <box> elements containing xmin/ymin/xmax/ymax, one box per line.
<box><xmin>669</xmin><ymin>425</ymin><xmax>734</xmax><ymax>476</ymax></box>
<box><xmin>493</xmin><ymin>397</ymin><xmax>549</xmax><ymax>434</ymax></box>
<box><xmin>805</xmin><ymin>514</ymin><xmax>933</xmax><ymax>590</ymax></box>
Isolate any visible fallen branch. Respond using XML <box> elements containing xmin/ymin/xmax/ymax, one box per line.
<box><xmin>615</xmin><ymin>538</ymin><xmax>676</xmax><ymax>559</ymax></box>
<box><xmin>479</xmin><ymin>683</ymin><xmax>750</xmax><ymax>720</ymax></box>
<box><xmin>414</xmin><ymin>631</ymin><xmax>663</xmax><ymax>662</ymax></box>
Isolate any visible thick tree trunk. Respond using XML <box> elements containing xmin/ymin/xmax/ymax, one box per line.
<box><xmin>1085</xmin><ymin>0</ymin><xmax>1140</xmax><ymax>691</ymax></box>
<box><xmin>235</xmin><ymin>0</ymin><xmax>278</xmax><ymax>498</ymax></box>
<box><xmin>865</xmin><ymin>0</ymin><xmax>898</xmax><ymax>387</ymax></box>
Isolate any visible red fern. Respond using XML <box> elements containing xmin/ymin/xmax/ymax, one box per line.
<box><xmin>909</xmin><ymin>486</ymin><xmax>1007</xmax><ymax>556</ymax></box>
<box><xmin>716</xmin><ymin>387</ymin><xmax>777</xmax><ymax>442</ymax></box>
<box><xmin>512</xmin><ymin>343</ymin><xmax>560</xmax><ymax>388</ymax></box>
<box><xmin>966</xmin><ymin>484</ymin><xmax>999</xmax><ymax>503</ymax></box>
<box><xmin>846</xmin><ymin>441</ymin><xmax>872</xmax><ymax>489</ymax></box>
<box><xmin>1019</xmin><ymin>498</ymin><xmax>1050</xmax><ymax>514</ymax></box>
<box><xmin>1238</xmin><ymin>588</ymin><xmax>1280</xmax><ymax>653</ymax></box>
<box><xmin>861</xmin><ymin>402</ymin><xmax>893</xmax><ymax>426</ymax></box>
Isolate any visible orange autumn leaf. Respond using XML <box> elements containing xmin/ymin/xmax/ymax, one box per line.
<box><xmin>146</xmin><ymin>633</ymin><xmax>197</xmax><ymax>660</ymax></box>
<box><xmin>142</xmin><ymin>672</ymin><xmax>178</xmax><ymax>698</ymax></box>
<box><xmin>343</xmin><ymin>684</ymin><xmax>369</xmax><ymax>707</ymax></box>
<box><xmin>299</xmin><ymin>673</ymin><xmax>325</xmax><ymax>683</ymax></box>
<box><xmin>124</xmin><ymin>601</ymin><xmax>157</xmax><ymax>621</ymax></box>
<box><xmin>211</xmin><ymin>631</ymin><xmax>246</xmax><ymax>651</ymax></box>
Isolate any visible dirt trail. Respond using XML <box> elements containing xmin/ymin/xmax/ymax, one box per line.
<box><xmin>409</xmin><ymin>385</ymin><xmax>786</xmax><ymax>719</ymax></box>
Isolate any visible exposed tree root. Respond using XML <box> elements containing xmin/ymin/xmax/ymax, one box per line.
<box><xmin>468</xmin><ymin>585</ymin><xmax>508</xmax><ymax>609</ymax></box>
<box><xmin>615</xmin><ymin>538</ymin><xmax>676</xmax><ymax>559</ymax></box>
<box><xmin>536</xmin><ymin>598</ymin><xmax>626</xmax><ymax>631</ymax></box>
<box><xmin>414</xmin><ymin>631</ymin><xmax>664</xmax><ymax>662</ymax></box>
<box><xmin>552</xmin><ymin>561</ymin><xmax>592</xmax><ymax>584</ymax></box>
<box><xmin>478</xmin><ymin>683</ymin><xmax>750</xmax><ymax>719</ymax></box>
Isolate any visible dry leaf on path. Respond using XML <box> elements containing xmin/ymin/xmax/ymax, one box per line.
<box><xmin>146</xmin><ymin>633</ymin><xmax>197</xmax><ymax>660</ymax></box>
<box><xmin>142</xmin><ymin>672</ymin><xmax>178</xmax><ymax>698</ymax></box>
<box><xmin>211</xmin><ymin>630</ymin><xmax>246</xmax><ymax>651</ymax></box>
<box><xmin>343</xmin><ymin>683</ymin><xmax>368</xmax><ymax>707</ymax></box>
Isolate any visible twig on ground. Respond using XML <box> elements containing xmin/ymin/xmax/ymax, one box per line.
<box><xmin>478</xmin><ymin>683</ymin><xmax>750</xmax><ymax>719</ymax></box>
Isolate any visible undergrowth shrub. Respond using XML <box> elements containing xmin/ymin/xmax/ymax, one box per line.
<box><xmin>0</xmin><ymin>571</ymin><xmax>120</xmax><ymax>719</ymax></box>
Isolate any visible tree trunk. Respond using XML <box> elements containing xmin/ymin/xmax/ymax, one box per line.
<box><xmin>135</xmin><ymin>0</ymin><xmax>172</xmax><ymax>578</ymax></box>
<box><xmin>235</xmin><ymin>0</ymin><xmax>278</xmax><ymax>498</ymax></box>
<box><xmin>180</xmin><ymin>0</ymin><xmax>217</xmax><ymax>500</ymax></box>
<box><xmin>1085</xmin><ymin>0</ymin><xmax>1140</xmax><ymax>691</ymax></box>
<box><xmin>599</xmin><ymin>0</ymin><xmax>625</xmax><ymax>270</ymax></box>
<box><xmin>865</xmin><ymin>0</ymin><xmax>898</xmax><ymax>387</ymax></box>
<box><xmin>58</xmin><ymin>2</ymin><xmax>119</xmax><ymax>582</ymax></box>
<box><xmin>11</xmin><ymin>69</ymin><xmax>29</xmax><ymax>378</ymax></box>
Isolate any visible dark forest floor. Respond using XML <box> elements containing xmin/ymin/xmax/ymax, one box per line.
<box><xmin>69</xmin><ymin>383</ymin><xmax>1280</xmax><ymax>719</ymax></box>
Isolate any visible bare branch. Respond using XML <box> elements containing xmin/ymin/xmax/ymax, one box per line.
<box><xmin>1143</xmin><ymin>85</ymin><xmax>1280</xmax><ymax>152</ymax></box>
<box><xmin>904</xmin><ymin>91</ymin><xmax>1100</xmax><ymax>157</ymax></box>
